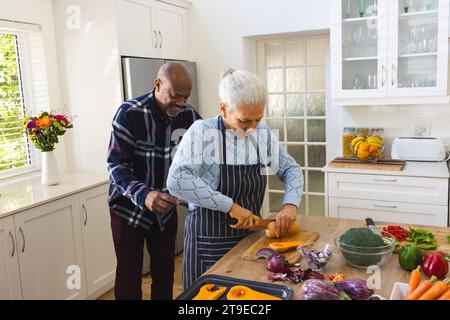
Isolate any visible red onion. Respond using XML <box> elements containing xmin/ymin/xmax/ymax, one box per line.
<box><xmin>267</xmin><ymin>254</ymin><xmax>290</xmax><ymax>273</ymax></box>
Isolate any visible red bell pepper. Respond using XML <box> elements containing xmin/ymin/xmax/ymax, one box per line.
<box><xmin>421</xmin><ymin>251</ymin><xmax>449</xmax><ymax>280</ymax></box>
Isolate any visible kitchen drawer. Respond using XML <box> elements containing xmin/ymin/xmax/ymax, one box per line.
<box><xmin>328</xmin><ymin>173</ymin><xmax>448</xmax><ymax>206</ymax></box>
<box><xmin>328</xmin><ymin>197</ymin><xmax>448</xmax><ymax>227</ymax></box>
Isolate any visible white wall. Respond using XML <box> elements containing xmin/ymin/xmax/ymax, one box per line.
<box><xmin>0</xmin><ymin>0</ymin><xmax>68</xmax><ymax>171</ymax></box>
<box><xmin>52</xmin><ymin>0</ymin><xmax>122</xmax><ymax>172</ymax></box>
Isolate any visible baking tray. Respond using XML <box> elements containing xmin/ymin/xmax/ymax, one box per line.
<box><xmin>175</xmin><ymin>274</ymin><xmax>293</xmax><ymax>300</ymax></box>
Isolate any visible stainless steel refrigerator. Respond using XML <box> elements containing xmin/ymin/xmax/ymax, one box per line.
<box><xmin>121</xmin><ymin>57</ymin><xmax>199</xmax><ymax>273</ymax></box>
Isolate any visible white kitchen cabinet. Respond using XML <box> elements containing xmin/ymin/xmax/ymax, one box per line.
<box><xmin>329</xmin><ymin>197</ymin><xmax>448</xmax><ymax>226</ymax></box>
<box><xmin>78</xmin><ymin>184</ymin><xmax>116</xmax><ymax>298</ymax></box>
<box><xmin>331</xmin><ymin>0</ymin><xmax>449</xmax><ymax>105</ymax></box>
<box><xmin>0</xmin><ymin>216</ymin><xmax>22</xmax><ymax>299</ymax></box>
<box><xmin>117</xmin><ymin>0</ymin><xmax>158</xmax><ymax>58</ymax></box>
<box><xmin>324</xmin><ymin>161</ymin><xmax>449</xmax><ymax>227</ymax></box>
<box><xmin>14</xmin><ymin>195</ymin><xmax>87</xmax><ymax>300</ymax></box>
<box><xmin>155</xmin><ymin>1</ymin><xmax>187</xmax><ymax>60</ymax></box>
<box><xmin>117</xmin><ymin>0</ymin><xmax>187</xmax><ymax>60</ymax></box>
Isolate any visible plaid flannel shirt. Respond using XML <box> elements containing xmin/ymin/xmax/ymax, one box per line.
<box><xmin>107</xmin><ymin>90</ymin><xmax>201</xmax><ymax>231</ymax></box>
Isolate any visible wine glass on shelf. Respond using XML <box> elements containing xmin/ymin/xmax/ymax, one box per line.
<box><xmin>358</xmin><ymin>0</ymin><xmax>365</xmax><ymax>17</ymax></box>
<box><xmin>403</xmin><ymin>0</ymin><xmax>409</xmax><ymax>13</ymax></box>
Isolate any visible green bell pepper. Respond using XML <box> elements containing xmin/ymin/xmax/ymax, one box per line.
<box><xmin>398</xmin><ymin>244</ymin><xmax>421</xmax><ymax>271</ymax></box>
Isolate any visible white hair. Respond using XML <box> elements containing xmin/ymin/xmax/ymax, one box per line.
<box><xmin>218</xmin><ymin>68</ymin><xmax>267</xmax><ymax>112</ymax></box>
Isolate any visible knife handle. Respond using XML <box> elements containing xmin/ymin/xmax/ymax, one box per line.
<box><xmin>365</xmin><ymin>217</ymin><xmax>375</xmax><ymax>227</ymax></box>
<box><xmin>224</xmin><ymin>217</ymin><xmax>239</xmax><ymax>225</ymax></box>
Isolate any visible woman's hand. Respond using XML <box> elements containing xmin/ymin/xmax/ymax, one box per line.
<box><xmin>229</xmin><ymin>203</ymin><xmax>260</xmax><ymax>229</ymax></box>
<box><xmin>275</xmin><ymin>204</ymin><xmax>297</xmax><ymax>237</ymax></box>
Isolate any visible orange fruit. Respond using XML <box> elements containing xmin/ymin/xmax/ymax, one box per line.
<box><xmin>357</xmin><ymin>149</ymin><xmax>370</xmax><ymax>160</ymax></box>
<box><xmin>368</xmin><ymin>145</ymin><xmax>379</xmax><ymax>154</ymax></box>
<box><xmin>358</xmin><ymin>142</ymin><xmax>370</xmax><ymax>151</ymax></box>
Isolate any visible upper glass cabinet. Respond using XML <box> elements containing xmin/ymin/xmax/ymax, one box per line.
<box><xmin>331</xmin><ymin>0</ymin><xmax>449</xmax><ymax>105</ymax></box>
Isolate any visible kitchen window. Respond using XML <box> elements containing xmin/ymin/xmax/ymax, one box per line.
<box><xmin>257</xmin><ymin>36</ymin><xmax>327</xmax><ymax>216</ymax></box>
<box><xmin>0</xmin><ymin>21</ymin><xmax>47</xmax><ymax>178</ymax></box>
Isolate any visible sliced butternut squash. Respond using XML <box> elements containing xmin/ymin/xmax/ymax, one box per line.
<box><xmin>265</xmin><ymin>221</ymin><xmax>301</xmax><ymax>239</ymax></box>
<box><xmin>227</xmin><ymin>285</ymin><xmax>281</xmax><ymax>300</ymax></box>
<box><xmin>192</xmin><ymin>284</ymin><xmax>227</xmax><ymax>300</ymax></box>
<box><xmin>268</xmin><ymin>241</ymin><xmax>304</xmax><ymax>253</ymax></box>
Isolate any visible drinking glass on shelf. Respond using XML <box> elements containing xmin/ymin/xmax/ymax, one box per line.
<box><xmin>358</xmin><ymin>0</ymin><xmax>365</xmax><ymax>17</ymax></box>
<box><xmin>372</xmin><ymin>0</ymin><xmax>378</xmax><ymax>16</ymax></box>
<box><xmin>344</xmin><ymin>0</ymin><xmax>352</xmax><ymax>18</ymax></box>
<box><xmin>424</xmin><ymin>0</ymin><xmax>432</xmax><ymax>11</ymax></box>
<box><xmin>353</xmin><ymin>73</ymin><xmax>365</xmax><ymax>89</ymax></box>
<box><xmin>368</xmin><ymin>74</ymin><xmax>377</xmax><ymax>89</ymax></box>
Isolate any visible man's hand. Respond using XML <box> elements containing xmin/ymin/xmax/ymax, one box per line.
<box><xmin>144</xmin><ymin>191</ymin><xmax>178</xmax><ymax>214</ymax></box>
<box><xmin>229</xmin><ymin>203</ymin><xmax>260</xmax><ymax>229</ymax></box>
<box><xmin>275</xmin><ymin>204</ymin><xmax>297</xmax><ymax>237</ymax></box>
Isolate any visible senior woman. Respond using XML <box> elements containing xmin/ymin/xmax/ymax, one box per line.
<box><xmin>167</xmin><ymin>68</ymin><xmax>303</xmax><ymax>288</ymax></box>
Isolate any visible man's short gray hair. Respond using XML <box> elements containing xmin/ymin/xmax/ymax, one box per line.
<box><xmin>219</xmin><ymin>68</ymin><xmax>267</xmax><ymax>112</ymax></box>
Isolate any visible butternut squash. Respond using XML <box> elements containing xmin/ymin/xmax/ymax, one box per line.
<box><xmin>268</xmin><ymin>241</ymin><xmax>304</xmax><ymax>253</ymax></box>
<box><xmin>192</xmin><ymin>284</ymin><xmax>226</xmax><ymax>300</ymax></box>
<box><xmin>227</xmin><ymin>285</ymin><xmax>281</xmax><ymax>300</ymax></box>
<box><xmin>265</xmin><ymin>221</ymin><xmax>301</xmax><ymax>239</ymax></box>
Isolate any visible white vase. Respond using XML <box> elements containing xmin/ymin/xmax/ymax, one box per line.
<box><xmin>41</xmin><ymin>150</ymin><xmax>60</xmax><ymax>186</ymax></box>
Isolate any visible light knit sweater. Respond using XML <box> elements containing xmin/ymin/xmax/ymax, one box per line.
<box><xmin>167</xmin><ymin>117</ymin><xmax>303</xmax><ymax>213</ymax></box>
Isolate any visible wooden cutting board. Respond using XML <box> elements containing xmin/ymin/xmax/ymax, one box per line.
<box><xmin>329</xmin><ymin>157</ymin><xmax>406</xmax><ymax>171</ymax></box>
<box><xmin>241</xmin><ymin>230</ymin><xmax>319</xmax><ymax>264</ymax></box>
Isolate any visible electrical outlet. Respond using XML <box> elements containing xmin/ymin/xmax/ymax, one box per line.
<box><xmin>414</xmin><ymin>119</ymin><xmax>431</xmax><ymax>136</ymax></box>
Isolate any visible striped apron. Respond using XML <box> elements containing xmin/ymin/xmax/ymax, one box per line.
<box><xmin>183</xmin><ymin>116</ymin><xmax>267</xmax><ymax>289</ymax></box>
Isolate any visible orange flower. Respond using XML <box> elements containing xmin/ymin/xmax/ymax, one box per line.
<box><xmin>35</xmin><ymin>116</ymin><xmax>51</xmax><ymax>128</ymax></box>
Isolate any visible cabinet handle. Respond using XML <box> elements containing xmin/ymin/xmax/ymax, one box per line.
<box><xmin>158</xmin><ymin>30</ymin><xmax>162</xmax><ymax>49</ymax></box>
<box><xmin>153</xmin><ymin>30</ymin><xmax>158</xmax><ymax>48</ymax></box>
<box><xmin>19</xmin><ymin>227</ymin><xmax>25</xmax><ymax>253</ymax></box>
<box><xmin>373</xmin><ymin>204</ymin><xmax>398</xmax><ymax>209</ymax></box>
<box><xmin>9</xmin><ymin>231</ymin><xmax>15</xmax><ymax>257</ymax></box>
<box><xmin>374</xmin><ymin>178</ymin><xmax>398</xmax><ymax>183</ymax></box>
<box><xmin>82</xmin><ymin>204</ymin><xmax>88</xmax><ymax>226</ymax></box>
<box><xmin>392</xmin><ymin>64</ymin><xmax>397</xmax><ymax>86</ymax></box>
<box><xmin>381</xmin><ymin>65</ymin><xmax>387</xmax><ymax>86</ymax></box>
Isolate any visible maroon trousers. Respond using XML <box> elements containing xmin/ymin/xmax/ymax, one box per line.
<box><xmin>110</xmin><ymin>209</ymin><xmax>177</xmax><ymax>300</ymax></box>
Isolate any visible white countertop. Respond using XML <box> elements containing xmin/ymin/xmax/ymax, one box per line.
<box><xmin>322</xmin><ymin>160</ymin><xmax>450</xmax><ymax>179</ymax></box>
<box><xmin>0</xmin><ymin>171</ymin><xmax>109</xmax><ymax>219</ymax></box>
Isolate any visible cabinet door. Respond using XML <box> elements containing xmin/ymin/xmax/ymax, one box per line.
<box><xmin>117</xmin><ymin>0</ymin><xmax>158</xmax><ymax>57</ymax></box>
<box><xmin>14</xmin><ymin>196</ymin><xmax>87</xmax><ymax>300</ymax></box>
<box><xmin>331</xmin><ymin>0</ymin><xmax>389</xmax><ymax>100</ymax></box>
<box><xmin>155</xmin><ymin>1</ymin><xmax>187</xmax><ymax>60</ymax></box>
<box><xmin>78</xmin><ymin>184</ymin><xmax>116</xmax><ymax>297</ymax></box>
<box><xmin>387</xmin><ymin>0</ymin><xmax>449</xmax><ymax>97</ymax></box>
<box><xmin>0</xmin><ymin>216</ymin><xmax>22</xmax><ymax>299</ymax></box>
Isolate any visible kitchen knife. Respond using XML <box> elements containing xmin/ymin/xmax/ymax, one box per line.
<box><xmin>224</xmin><ymin>216</ymin><xmax>275</xmax><ymax>229</ymax></box>
<box><xmin>365</xmin><ymin>217</ymin><xmax>382</xmax><ymax>236</ymax></box>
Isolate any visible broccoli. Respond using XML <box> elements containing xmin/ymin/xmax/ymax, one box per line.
<box><xmin>339</xmin><ymin>228</ymin><xmax>385</xmax><ymax>268</ymax></box>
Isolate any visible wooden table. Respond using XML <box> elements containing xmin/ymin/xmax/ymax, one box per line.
<box><xmin>204</xmin><ymin>216</ymin><xmax>450</xmax><ymax>299</ymax></box>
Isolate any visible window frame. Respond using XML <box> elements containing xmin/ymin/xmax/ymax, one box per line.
<box><xmin>0</xmin><ymin>24</ymin><xmax>43</xmax><ymax>180</ymax></box>
<box><xmin>257</xmin><ymin>35</ymin><xmax>329</xmax><ymax>217</ymax></box>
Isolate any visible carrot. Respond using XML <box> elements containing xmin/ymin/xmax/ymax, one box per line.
<box><xmin>404</xmin><ymin>276</ymin><xmax>437</xmax><ymax>300</ymax></box>
<box><xmin>418</xmin><ymin>278</ymin><xmax>450</xmax><ymax>300</ymax></box>
<box><xmin>437</xmin><ymin>287</ymin><xmax>450</xmax><ymax>300</ymax></box>
<box><xmin>407</xmin><ymin>266</ymin><xmax>422</xmax><ymax>295</ymax></box>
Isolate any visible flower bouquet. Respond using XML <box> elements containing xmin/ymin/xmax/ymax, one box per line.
<box><xmin>22</xmin><ymin>112</ymin><xmax>73</xmax><ymax>185</ymax></box>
